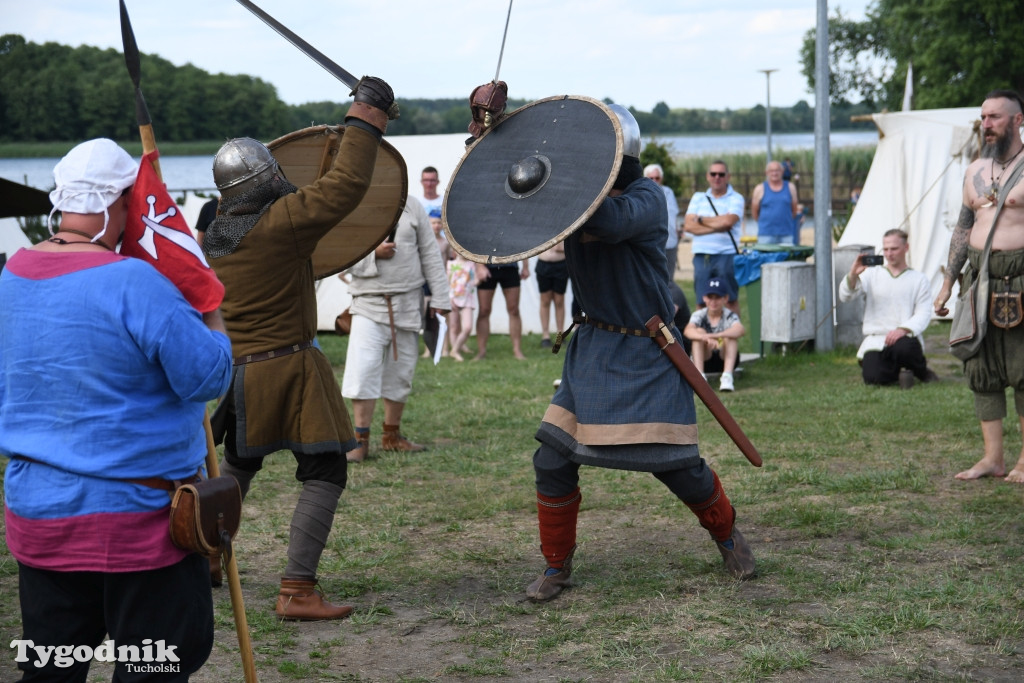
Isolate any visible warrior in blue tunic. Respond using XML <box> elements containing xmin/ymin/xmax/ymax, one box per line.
<box><xmin>527</xmin><ymin>105</ymin><xmax>756</xmax><ymax>601</ymax></box>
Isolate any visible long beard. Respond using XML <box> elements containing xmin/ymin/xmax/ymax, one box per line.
<box><xmin>981</xmin><ymin>128</ymin><xmax>1012</xmax><ymax>159</ymax></box>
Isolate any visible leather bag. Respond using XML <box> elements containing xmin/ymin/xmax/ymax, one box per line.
<box><xmin>169</xmin><ymin>476</ymin><xmax>242</xmax><ymax>556</ymax></box>
<box><xmin>334</xmin><ymin>307</ymin><xmax>352</xmax><ymax>335</ymax></box>
<box><xmin>949</xmin><ymin>276</ymin><xmax>985</xmax><ymax>361</ymax></box>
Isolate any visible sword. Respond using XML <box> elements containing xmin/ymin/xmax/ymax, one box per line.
<box><xmin>235</xmin><ymin>0</ymin><xmax>357</xmax><ymax>88</ymax></box>
<box><xmin>494</xmin><ymin>0</ymin><xmax>514</xmax><ymax>82</ymax></box>
<box><xmin>234</xmin><ymin>0</ymin><xmax>399</xmax><ymax>120</ymax></box>
<box><xmin>645</xmin><ymin>315</ymin><xmax>763</xmax><ymax>467</ymax></box>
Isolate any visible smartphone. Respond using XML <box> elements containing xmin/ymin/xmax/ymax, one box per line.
<box><xmin>861</xmin><ymin>254</ymin><xmax>884</xmax><ymax>266</ymax></box>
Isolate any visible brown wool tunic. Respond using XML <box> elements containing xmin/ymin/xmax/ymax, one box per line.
<box><xmin>210</xmin><ymin>126</ymin><xmax>379</xmax><ymax>458</ymax></box>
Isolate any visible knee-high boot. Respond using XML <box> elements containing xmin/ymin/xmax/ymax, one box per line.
<box><xmin>526</xmin><ymin>488</ymin><xmax>581</xmax><ymax>601</ymax></box>
<box><xmin>275</xmin><ymin>480</ymin><xmax>353</xmax><ymax>620</ymax></box>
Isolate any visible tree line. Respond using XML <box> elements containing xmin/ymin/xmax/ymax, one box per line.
<box><xmin>1</xmin><ymin>34</ymin><xmax>879</xmax><ymax>145</ymax></box>
<box><xmin>800</xmin><ymin>0</ymin><xmax>1022</xmax><ymax>110</ymax></box>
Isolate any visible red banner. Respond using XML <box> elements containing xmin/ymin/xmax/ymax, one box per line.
<box><xmin>121</xmin><ymin>151</ymin><xmax>224</xmax><ymax>312</ymax></box>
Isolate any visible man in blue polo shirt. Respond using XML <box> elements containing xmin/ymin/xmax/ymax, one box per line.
<box><xmin>683</xmin><ymin>161</ymin><xmax>745</xmax><ymax>314</ymax></box>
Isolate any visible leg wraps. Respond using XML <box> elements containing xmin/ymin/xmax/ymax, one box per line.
<box><xmin>284</xmin><ymin>480</ymin><xmax>343</xmax><ymax>580</ymax></box>
<box><xmin>536</xmin><ymin>488</ymin><xmax>581</xmax><ymax>570</ymax></box>
<box><xmin>684</xmin><ymin>470</ymin><xmax>735</xmax><ymax>543</ymax></box>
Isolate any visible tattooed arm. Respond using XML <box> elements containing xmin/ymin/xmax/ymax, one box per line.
<box><xmin>934</xmin><ymin>203</ymin><xmax>973</xmax><ymax>315</ymax></box>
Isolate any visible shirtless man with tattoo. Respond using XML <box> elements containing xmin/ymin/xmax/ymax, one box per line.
<box><xmin>934</xmin><ymin>89</ymin><xmax>1024</xmax><ymax>483</ymax></box>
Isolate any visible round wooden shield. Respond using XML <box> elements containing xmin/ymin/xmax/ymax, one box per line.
<box><xmin>443</xmin><ymin>95</ymin><xmax>623</xmax><ymax>264</ymax></box>
<box><xmin>268</xmin><ymin>125</ymin><xmax>407</xmax><ymax>279</ymax></box>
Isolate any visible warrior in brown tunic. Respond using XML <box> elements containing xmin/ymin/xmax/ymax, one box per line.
<box><xmin>205</xmin><ymin>76</ymin><xmax>397</xmax><ymax>620</ymax></box>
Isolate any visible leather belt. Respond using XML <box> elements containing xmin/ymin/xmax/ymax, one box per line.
<box><xmin>234</xmin><ymin>340</ymin><xmax>314</xmax><ymax>366</ymax></box>
<box><xmin>581</xmin><ymin>314</ymin><xmax>659</xmax><ymax>338</ymax></box>
<box><xmin>552</xmin><ymin>313</ymin><xmax>658</xmax><ymax>353</ymax></box>
<box><xmin>384</xmin><ymin>295</ymin><xmax>398</xmax><ymax>361</ymax></box>
<box><xmin>11</xmin><ymin>455</ymin><xmax>202</xmax><ymax>491</ymax></box>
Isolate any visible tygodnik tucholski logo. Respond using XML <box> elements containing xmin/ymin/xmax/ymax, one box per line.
<box><xmin>11</xmin><ymin>639</ymin><xmax>181</xmax><ymax>673</ymax></box>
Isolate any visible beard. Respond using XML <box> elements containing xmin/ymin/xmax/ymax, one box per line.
<box><xmin>982</xmin><ymin>126</ymin><xmax>1013</xmax><ymax>159</ymax></box>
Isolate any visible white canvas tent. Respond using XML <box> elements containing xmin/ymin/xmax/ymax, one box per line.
<box><xmin>838</xmin><ymin>107</ymin><xmax>981</xmax><ymax>314</ymax></box>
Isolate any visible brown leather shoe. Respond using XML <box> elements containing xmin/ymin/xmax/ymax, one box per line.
<box><xmin>275</xmin><ymin>578</ymin><xmax>353</xmax><ymax>621</ymax></box>
<box><xmin>381</xmin><ymin>423</ymin><xmax>426</xmax><ymax>452</ymax></box>
<box><xmin>716</xmin><ymin>527</ymin><xmax>756</xmax><ymax>580</ymax></box>
<box><xmin>526</xmin><ymin>548</ymin><xmax>575</xmax><ymax>601</ymax></box>
<box><xmin>346</xmin><ymin>431</ymin><xmax>369</xmax><ymax>463</ymax></box>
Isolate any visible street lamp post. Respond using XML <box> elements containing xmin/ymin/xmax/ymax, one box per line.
<box><xmin>758</xmin><ymin>69</ymin><xmax>778</xmax><ymax>162</ymax></box>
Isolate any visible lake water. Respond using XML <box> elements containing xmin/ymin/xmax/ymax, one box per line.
<box><xmin>0</xmin><ymin>130</ymin><xmax>877</xmax><ymax>194</ymax></box>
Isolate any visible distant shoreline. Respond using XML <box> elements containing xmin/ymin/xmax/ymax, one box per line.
<box><xmin>0</xmin><ymin>128</ymin><xmax>877</xmax><ymax>160</ymax></box>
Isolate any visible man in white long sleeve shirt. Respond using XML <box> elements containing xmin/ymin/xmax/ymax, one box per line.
<box><xmin>838</xmin><ymin>229</ymin><xmax>939</xmax><ymax>387</ymax></box>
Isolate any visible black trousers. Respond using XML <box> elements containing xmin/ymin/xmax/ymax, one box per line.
<box><xmin>16</xmin><ymin>554</ymin><xmax>212</xmax><ymax>682</ymax></box>
<box><xmin>861</xmin><ymin>335</ymin><xmax>929</xmax><ymax>385</ymax></box>
<box><xmin>533</xmin><ymin>443</ymin><xmax>715</xmax><ymax>505</ymax></box>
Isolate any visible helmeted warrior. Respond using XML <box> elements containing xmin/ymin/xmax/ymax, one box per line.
<box><xmin>524</xmin><ymin>104</ymin><xmax>756</xmax><ymax>600</ymax></box>
<box><xmin>205</xmin><ymin>76</ymin><xmax>397</xmax><ymax>620</ymax></box>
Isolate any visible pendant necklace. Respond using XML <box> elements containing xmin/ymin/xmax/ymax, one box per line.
<box><xmin>986</xmin><ymin>145</ymin><xmax>1024</xmax><ymax>204</ymax></box>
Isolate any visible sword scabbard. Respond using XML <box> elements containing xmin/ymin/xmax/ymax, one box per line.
<box><xmin>645</xmin><ymin>315</ymin><xmax>763</xmax><ymax>467</ymax></box>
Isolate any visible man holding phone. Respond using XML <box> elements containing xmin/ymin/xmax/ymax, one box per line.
<box><xmin>838</xmin><ymin>228</ymin><xmax>939</xmax><ymax>387</ymax></box>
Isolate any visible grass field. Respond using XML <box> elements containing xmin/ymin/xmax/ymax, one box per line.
<box><xmin>2</xmin><ymin>320</ymin><xmax>1023</xmax><ymax>682</ymax></box>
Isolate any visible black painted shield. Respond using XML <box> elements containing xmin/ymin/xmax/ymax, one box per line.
<box><xmin>443</xmin><ymin>95</ymin><xmax>623</xmax><ymax>264</ymax></box>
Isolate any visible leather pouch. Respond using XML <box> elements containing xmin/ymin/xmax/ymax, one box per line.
<box><xmin>990</xmin><ymin>290</ymin><xmax>1023</xmax><ymax>329</ymax></box>
<box><xmin>169</xmin><ymin>476</ymin><xmax>242</xmax><ymax>557</ymax></box>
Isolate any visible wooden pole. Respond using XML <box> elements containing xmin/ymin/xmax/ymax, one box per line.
<box><xmin>119</xmin><ymin>3</ymin><xmax>257</xmax><ymax>680</ymax></box>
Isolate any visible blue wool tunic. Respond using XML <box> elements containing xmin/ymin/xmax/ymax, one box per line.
<box><xmin>536</xmin><ymin>177</ymin><xmax>701</xmax><ymax>472</ymax></box>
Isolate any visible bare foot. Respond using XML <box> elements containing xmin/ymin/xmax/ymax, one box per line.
<box><xmin>472</xmin><ymin>353</ymin><xmax>485</xmax><ymax>361</ymax></box>
<box><xmin>451</xmin><ymin>351</ymin><xmax>464</xmax><ymax>362</ymax></box>
<box><xmin>513</xmin><ymin>352</ymin><xmax>526</xmax><ymax>361</ymax></box>
<box><xmin>954</xmin><ymin>459</ymin><xmax>1006</xmax><ymax>480</ymax></box>
<box><xmin>1005</xmin><ymin>468</ymin><xmax>1024</xmax><ymax>484</ymax></box>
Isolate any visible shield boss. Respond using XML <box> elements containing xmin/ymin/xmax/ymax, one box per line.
<box><xmin>444</xmin><ymin>95</ymin><xmax>623</xmax><ymax>264</ymax></box>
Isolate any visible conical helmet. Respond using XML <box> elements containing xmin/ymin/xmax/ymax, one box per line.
<box><xmin>213</xmin><ymin>137</ymin><xmax>279</xmax><ymax>200</ymax></box>
<box><xmin>606</xmin><ymin>104</ymin><xmax>641</xmax><ymax>158</ymax></box>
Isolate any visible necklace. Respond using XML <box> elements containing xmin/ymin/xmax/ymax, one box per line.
<box><xmin>986</xmin><ymin>145</ymin><xmax>1024</xmax><ymax>203</ymax></box>
<box><xmin>47</xmin><ymin>229</ymin><xmax>112</xmax><ymax>251</ymax></box>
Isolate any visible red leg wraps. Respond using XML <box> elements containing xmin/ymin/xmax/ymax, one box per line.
<box><xmin>685</xmin><ymin>471</ymin><xmax>735</xmax><ymax>543</ymax></box>
<box><xmin>536</xmin><ymin>488</ymin><xmax>581</xmax><ymax>569</ymax></box>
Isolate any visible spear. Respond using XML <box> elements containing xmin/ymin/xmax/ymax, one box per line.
<box><xmin>119</xmin><ymin>3</ymin><xmax>258</xmax><ymax>681</ymax></box>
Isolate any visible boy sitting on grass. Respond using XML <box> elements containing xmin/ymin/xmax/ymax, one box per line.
<box><xmin>684</xmin><ymin>277</ymin><xmax>746</xmax><ymax>391</ymax></box>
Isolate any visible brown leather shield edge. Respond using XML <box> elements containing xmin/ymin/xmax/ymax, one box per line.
<box><xmin>443</xmin><ymin>95</ymin><xmax>623</xmax><ymax>264</ymax></box>
<box><xmin>268</xmin><ymin>125</ymin><xmax>407</xmax><ymax>279</ymax></box>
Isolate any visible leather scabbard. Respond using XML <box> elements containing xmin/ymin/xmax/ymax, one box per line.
<box><xmin>645</xmin><ymin>315</ymin><xmax>763</xmax><ymax>467</ymax></box>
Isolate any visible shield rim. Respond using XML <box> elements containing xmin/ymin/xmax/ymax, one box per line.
<box><xmin>442</xmin><ymin>95</ymin><xmax>624</xmax><ymax>265</ymax></box>
<box><xmin>268</xmin><ymin>124</ymin><xmax>407</xmax><ymax>279</ymax></box>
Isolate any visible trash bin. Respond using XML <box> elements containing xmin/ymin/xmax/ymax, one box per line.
<box><xmin>735</xmin><ymin>244</ymin><xmax>813</xmax><ymax>351</ymax></box>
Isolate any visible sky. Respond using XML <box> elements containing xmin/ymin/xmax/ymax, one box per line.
<box><xmin>5</xmin><ymin>1</ymin><xmax>875</xmax><ymax>112</ymax></box>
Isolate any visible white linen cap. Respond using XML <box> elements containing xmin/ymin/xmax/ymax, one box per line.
<box><xmin>48</xmin><ymin>139</ymin><xmax>138</xmax><ymax>241</ymax></box>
